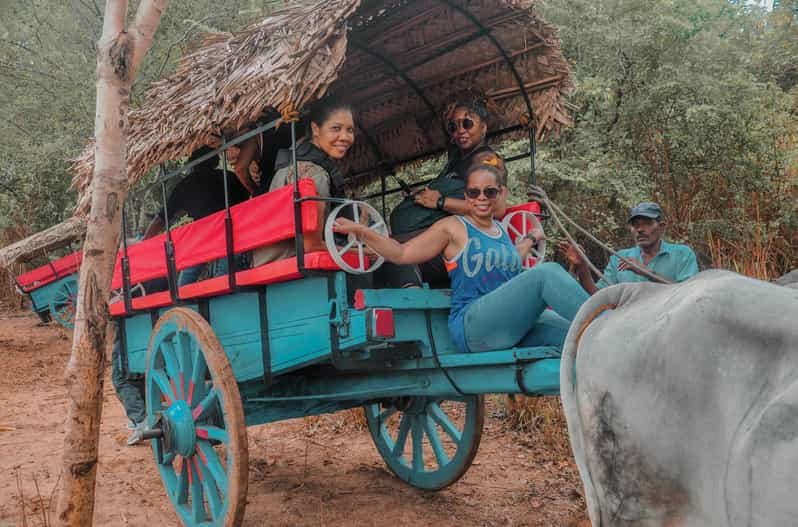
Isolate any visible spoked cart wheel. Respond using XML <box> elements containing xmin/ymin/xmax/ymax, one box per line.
<box><xmin>364</xmin><ymin>395</ymin><xmax>485</xmax><ymax>490</ymax></box>
<box><xmin>501</xmin><ymin>210</ymin><xmax>546</xmax><ymax>269</ymax></box>
<box><xmin>146</xmin><ymin>308</ymin><xmax>248</xmax><ymax>527</ymax></box>
<box><xmin>49</xmin><ymin>276</ymin><xmax>77</xmax><ymax>329</ymax></box>
<box><xmin>324</xmin><ymin>200</ymin><xmax>388</xmax><ymax>274</ymax></box>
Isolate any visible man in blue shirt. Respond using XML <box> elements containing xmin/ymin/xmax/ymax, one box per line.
<box><xmin>564</xmin><ymin>202</ymin><xmax>699</xmax><ymax>295</ymax></box>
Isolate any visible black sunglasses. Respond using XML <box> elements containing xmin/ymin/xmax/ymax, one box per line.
<box><xmin>447</xmin><ymin>117</ymin><xmax>475</xmax><ymax>135</ymax></box>
<box><xmin>465</xmin><ymin>186</ymin><xmax>500</xmax><ymax>199</ymax></box>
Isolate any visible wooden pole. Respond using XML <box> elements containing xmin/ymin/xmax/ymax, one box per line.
<box><xmin>0</xmin><ymin>216</ymin><xmax>87</xmax><ymax>268</ymax></box>
<box><xmin>56</xmin><ymin>1</ymin><xmax>167</xmax><ymax>525</ymax></box>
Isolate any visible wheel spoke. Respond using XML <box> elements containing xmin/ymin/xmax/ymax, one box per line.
<box><xmin>508</xmin><ymin>223</ymin><xmax>522</xmax><ymax>239</ymax></box>
<box><xmin>161</xmin><ymin>450</ymin><xmax>176</xmax><ymax>466</ymax></box>
<box><xmin>192</xmin><ymin>388</ymin><xmax>219</xmax><ymax>421</ymax></box>
<box><xmin>429</xmin><ymin>402</ymin><xmax>462</xmax><ymax>443</ymax></box>
<box><xmin>174</xmin><ymin>456</ymin><xmax>189</xmax><ymax>504</ymax></box>
<box><xmin>424</xmin><ymin>415</ymin><xmax>449</xmax><ymax>468</ymax></box>
<box><xmin>341</xmin><ymin>238</ymin><xmax>356</xmax><ymax>254</ymax></box>
<box><xmin>196</xmin><ymin>425</ymin><xmax>229</xmax><ymax>444</ymax></box>
<box><xmin>188</xmin><ymin>347</ymin><xmax>207</xmax><ymax>407</ymax></box>
<box><xmin>174</xmin><ymin>333</ymin><xmax>191</xmax><ymax>400</ymax></box>
<box><xmin>411</xmin><ymin>415</ymin><xmax>424</xmax><ymax>472</ymax></box>
<box><xmin>378</xmin><ymin>406</ymin><xmax>397</xmax><ymax>423</ymax></box>
<box><xmin>188</xmin><ymin>457</ymin><xmax>207</xmax><ymax>522</ymax></box>
<box><xmin>197</xmin><ymin>439</ymin><xmax>229</xmax><ymax>491</ymax></box>
<box><xmin>151</xmin><ymin>369</ymin><xmax>175</xmax><ymax>406</ymax></box>
<box><xmin>357</xmin><ymin>242</ymin><xmax>365</xmax><ymax>270</ymax></box>
<box><xmin>369</xmin><ymin>219</ymin><xmax>385</xmax><ymax>232</ymax></box>
<box><xmin>192</xmin><ymin>453</ymin><xmax>222</xmax><ymax>519</ymax></box>
<box><xmin>160</xmin><ymin>340</ymin><xmax>181</xmax><ymax>391</ymax></box>
<box><xmin>391</xmin><ymin>414</ymin><xmax>411</xmax><ymax>458</ymax></box>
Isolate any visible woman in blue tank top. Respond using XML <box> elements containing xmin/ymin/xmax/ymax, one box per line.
<box><xmin>334</xmin><ymin>165</ymin><xmax>589</xmax><ymax>353</ymax></box>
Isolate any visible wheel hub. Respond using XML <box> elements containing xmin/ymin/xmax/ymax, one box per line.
<box><xmin>162</xmin><ymin>399</ymin><xmax>196</xmax><ymax>457</ymax></box>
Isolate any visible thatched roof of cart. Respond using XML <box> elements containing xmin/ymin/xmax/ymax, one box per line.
<box><xmin>71</xmin><ymin>0</ymin><xmax>571</xmax><ymax>215</ymax></box>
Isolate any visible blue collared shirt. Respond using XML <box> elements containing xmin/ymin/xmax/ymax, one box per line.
<box><xmin>596</xmin><ymin>240</ymin><xmax>699</xmax><ymax>288</ymax></box>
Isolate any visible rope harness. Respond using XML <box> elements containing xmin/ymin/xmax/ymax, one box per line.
<box><xmin>528</xmin><ymin>185</ymin><xmax>673</xmax><ymax>285</ymax></box>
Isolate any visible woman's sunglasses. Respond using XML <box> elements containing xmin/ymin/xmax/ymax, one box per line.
<box><xmin>447</xmin><ymin>117</ymin><xmax>475</xmax><ymax>135</ymax></box>
<box><xmin>465</xmin><ymin>186</ymin><xmax>500</xmax><ymax>199</ymax></box>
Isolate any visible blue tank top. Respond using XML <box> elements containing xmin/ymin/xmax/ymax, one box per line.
<box><xmin>447</xmin><ymin>216</ymin><xmax>523</xmax><ymax>353</ymax></box>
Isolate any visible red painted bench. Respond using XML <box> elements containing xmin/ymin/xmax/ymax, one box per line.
<box><xmin>16</xmin><ymin>250</ymin><xmax>83</xmax><ymax>292</ymax></box>
<box><xmin>109</xmin><ymin>179</ymin><xmax>358</xmax><ymax>317</ymax></box>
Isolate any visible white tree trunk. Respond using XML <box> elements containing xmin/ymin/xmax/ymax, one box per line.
<box><xmin>56</xmin><ymin>1</ymin><xmax>167</xmax><ymax>525</ymax></box>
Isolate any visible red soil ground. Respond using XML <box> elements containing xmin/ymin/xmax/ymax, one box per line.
<box><xmin>0</xmin><ymin>311</ymin><xmax>589</xmax><ymax>526</ymax></box>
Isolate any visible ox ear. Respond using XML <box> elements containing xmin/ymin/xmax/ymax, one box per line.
<box><xmin>725</xmin><ymin>378</ymin><xmax>798</xmax><ymax>526</ymax></box>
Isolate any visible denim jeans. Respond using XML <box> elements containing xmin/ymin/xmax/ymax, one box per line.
<box><xmin>463</xmin><ymin>262</ymin><xmax>589</xmax><ymax>353</ymax></box>
<box><xmin>177</xmin><ymin>257</ymin><xmax>229</xmax><ymax>287</ymax></box>
<box><xmin>111</xmin><ymin>328</ymin><xmax>146</xmax><ymax>424</ymax></box>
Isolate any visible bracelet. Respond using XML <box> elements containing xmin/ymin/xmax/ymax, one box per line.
<box><xmin>436</xmin><ymin>195</ymin><xmax>446</xmax><ymax>210</ymax></box>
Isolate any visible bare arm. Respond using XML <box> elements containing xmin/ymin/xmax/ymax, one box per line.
<box><xmin>143</xmin><ymin>216</ymin><xmax>165</xmax><ymax>240</ymax></box>
<box><xmin>334</xmin><ymin>218</ymin><xmax>453</xmax><ymax>265</ymax></box>
<box><xmin>233</xmin><ymin>137</ymin><xmax>259</xmax><ymax>194</ymax></box>
<box><xmin>414</xmin><ymin>188</ymin><xmax>507</xmax><ymax>218</ymax></box>
<box><xmin>560</xmin><ymin>242</ymin><xmax>599</xmax><ymax>295</ymax></box>
<box><xmin>304</xmin><ymin>202</ymin><xmax>328</xmax><ymax>253</ymax></box>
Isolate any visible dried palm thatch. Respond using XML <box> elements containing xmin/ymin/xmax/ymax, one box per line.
<box><xmin>71</xmin><ymin>0</ymin><xmax>570</xmax><ymax>215</ymax></box>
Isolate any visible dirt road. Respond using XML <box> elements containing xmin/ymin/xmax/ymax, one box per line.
<box><xmin>0</xmin><ymin>311</ymin><xmax>587</xmax><ymax>526</ymax></box>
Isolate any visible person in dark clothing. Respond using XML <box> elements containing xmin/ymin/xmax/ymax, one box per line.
<box><xmin>380</xmin><ymin>100</ymin><xmax>507</xmax><ymax>288</ymax></box>
<box><xmin>142</xmin><ymin>146</ymin><xmax>249</xmax><ymax>285</ymax></box>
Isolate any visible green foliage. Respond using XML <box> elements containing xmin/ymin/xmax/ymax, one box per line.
<box><xmin>535</xmin><ymin>0</ymin><xmax>798</xmax><ymax>276</ymax></box>
<box><xmin>0</xmin><ymin>0</ymin><xmax>795</xmax><ymax>279</ymax></box>
<box><xmin>0</xmin><ymin>0</ymin><xmax>281</xmax><ymax>239</ymax></box>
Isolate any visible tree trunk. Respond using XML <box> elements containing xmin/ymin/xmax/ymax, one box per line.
<box><xmin>56</xmin><ymin>1</ymin><xmax>167</xmax><ymax>526</ymax></box>
<box><xmin>0</xmin><ymin>216</ymin><xmax>87</xmax><ymax>268</ymax></box>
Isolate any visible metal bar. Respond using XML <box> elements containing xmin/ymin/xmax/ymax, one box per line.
<box><xmin>47</xmin><ymin>261</ymin><xmax>60</xmax><ymax>281</ymax></box>
<box><xmin>258</xmin><ymin>288</ymin><xmax>272</xmax><ymax>387</ymax></box>
<box><xmin>120</xmin><ymin>202</ymin><xmax>133</xmax><ymax>314</ymax></box>
<box><xmin>504</xmin><ymin>151</ymin><xmax>533</xmax><ymax>163</ymax></box>
<box><xmin>348</xmin><ymin>38</ymin><xmax>442</xmax><ymax>138</ymax></box>
<box><xmin>290</xmin><ymin>121</ymin><xmax>307</xmax><ymax>275</ymax></box>
<box><xmin>400</xmin><ymin>27</ymin><xmax>490</xmax><ymax>74</ymax></box>
<box><xmin>220</xmin><ymin>135</ymin><xmax>236</xmax><ymax>291</ymax></box>
<box><xmin>245</xmin><ymin>383</ymin><xmax>423</xmax><ymax>403</ymax></box>
<box><xmin>380</xmin><ymin>173</ymin><xmax>387</xmax><ymax>217</ymax></box>
<box><xmin>528</xmin><ymin>126</ymin><xmax>537</xmax><ymax>186</ymax></box>
<box><xmin>129</xmin><ymin>116</ymin><xmax>282</xmax><ymax>198</ymax></box>
<box><xmin>160</xmin><ymin>166</ymin><xmax>178</xmax><ymax>302</ymax></box>
<box><xmin>350</xmin><ymin>123</ymin><xmax>528</xmax><ymax>182</ymax></box>
<box><xmin>439</xmin><ymin>0</ymin><xmax>536</xmax><ymax>182</ymax></box>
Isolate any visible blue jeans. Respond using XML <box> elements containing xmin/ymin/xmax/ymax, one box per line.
<box><xmin>463</xmin><ymin>262</ymin><xmax>589</xmax><ymax>353</ymax></box>
<box><xmin>111</xmin><ymin>327</ymin><xmax>146</xmax><ymax>424</ymax></box>
<box><xmin>177</xmin><ymin>257</ymin><xmax>229</xmax><ymax>287</ymax></box>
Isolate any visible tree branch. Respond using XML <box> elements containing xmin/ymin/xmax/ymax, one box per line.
<box><xmin>128</xmin><ymin>0</ymin><xmax>169</xmax><ymax>79</ymax></box>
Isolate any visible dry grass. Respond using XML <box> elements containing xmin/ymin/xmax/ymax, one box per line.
<box><xmin>303</xmin><ymin>407</ymin><xmax>367</xmax><ymax>435</ymax></box>
<box><xmin>501</xmin><ymin>395</ymin><xmax>571</xmax><ymax>454</ymax></box>
<box><xmin>12</xmin><ymin>468</ymin><xmax>59</xmax><ymax>527</ymax></box>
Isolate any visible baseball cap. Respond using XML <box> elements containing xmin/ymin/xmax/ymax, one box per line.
<box><xmin>628</xmin><ymin>202</ymin><xmax>663</xmax><ymax>222</ymax></box>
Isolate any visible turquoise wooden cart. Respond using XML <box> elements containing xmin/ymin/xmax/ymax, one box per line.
<box><xmin>106</xmin><ymin>1</ymin><xmax>572</xmax><ymax>524</ymax></box>
<box><xmin>112</xmin><ymin>186</ymin><xmax>553</xmax><ymax>526</ymax></box>
<box><xmin>15</xmin><ymin>250</ymin><xmax>82</xmax><ymax>328</ymax></box>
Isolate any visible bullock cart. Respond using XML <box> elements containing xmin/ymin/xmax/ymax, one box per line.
<box><xmin>14</xmin><ymin>249</ymin><xmax>82</xmax><ymax>328</ymax></box>
<box><xmin>97</xmin><ymin>1</ymin><xmax>573</xmax><ymax>525</ymax></box>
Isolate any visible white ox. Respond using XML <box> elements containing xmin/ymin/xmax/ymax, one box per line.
<box><xmin>561</xmin><ymin>270</ymin><xmax>798</xmax><ymax>527</ymax></box>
